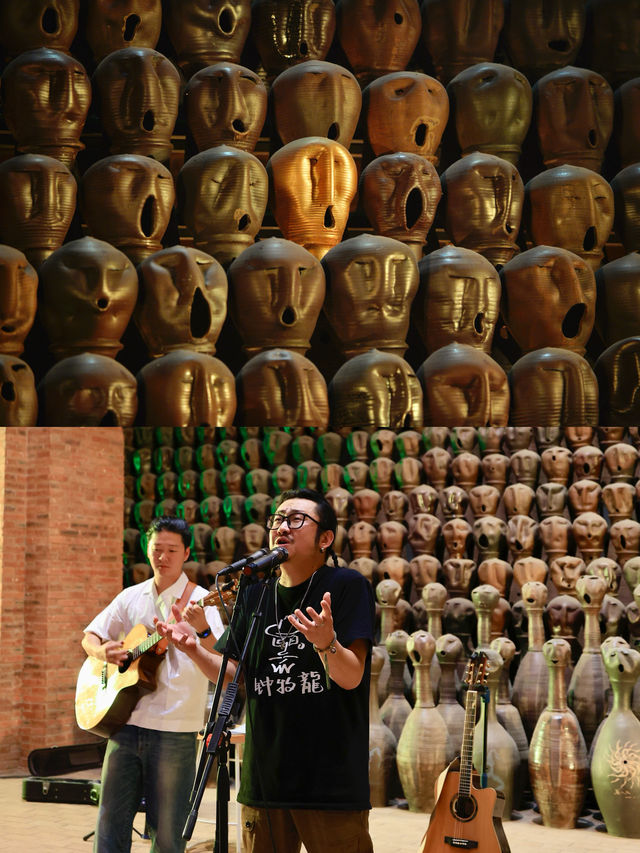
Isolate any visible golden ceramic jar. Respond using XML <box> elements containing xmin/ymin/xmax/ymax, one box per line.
<box><xmin>178</xmin><ymin>145</ymin><xmax>268</xmax><ymax>267</ymax></box>
<box><xmin>328</xmin><ymin>349</ymin><xmax>423</xmax><ymax>429</ymax></box>
<box><xmin>267</xmin><ymin>137</ymin><xmax>357</xmax><ymax>260</ymax></box>
<box><xmin>509</xmin><ymin>348</ymin><xmax>599</xmax><ymax>426</ymax></box>
<box><xmin>0</xmin><ymin>355</ymin><xmax>38</xmax><ymax>426</ymax></box>
<box><xmin>250</xmin><ymin>0</ymin><xmax>336</xmax><ymax>80</ymax></box>
<box><xmin>594</xmin><ymin>337</ymin><xmax>640</xmax><ymax>426</ymax></box>
<box><xmin>271</xmin><ymin>60</ymin><xmax>361</xmax><ymax>149</ymax></box>
<box><xmin>86</xmin><ymin>0</ymin><xmax>162</xmax><ymax>65</ymax></box>
<box><xmin>614</xmin><ymin>78</ymin><xmax>640</xmax><ymax>169</ymax></box>
<box><xmin>0</xmin><ymin>0</ymin><xmax>79</xmax><ymax>59</ymax></box>
<box><xmin>611</xmin><ymin>164</ymin><xmax>640</xmax><ymax>254</ymax></box>
<box><xmin>524</xmin><ymin>164</ymin><xmax>614</xmax><ymax>271</ymax></box>
<box><xmin>502</xmin><ymin>0</ymin><xmax>585</xmax><ymax>82</ymax></box>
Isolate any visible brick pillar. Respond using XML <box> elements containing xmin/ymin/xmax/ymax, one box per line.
<box><xmin>0</xmin><ymin>428</ymin><xmax>124</xmax><ymax>773</ymax></box>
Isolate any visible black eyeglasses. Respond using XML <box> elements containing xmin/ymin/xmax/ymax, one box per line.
<box><xmin>266</xmin><ymin>511</ymin><xmax>321</xmax><ymax>530</ymax></box>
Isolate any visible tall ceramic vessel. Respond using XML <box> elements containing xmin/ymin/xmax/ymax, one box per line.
<box><xmin>369</xmin><ymin>646</ymin><xmax>398</xmax><ymax>808</ymax></box>
<box><xmin>375</xmin><ymin>579</ymin><xmax>402</xmax><ymax>704</ymax></box>
<box><xmin>511</xmin><ymin>581</ymin><xmax>549</xmax><ymax>740</ymax></box>
<box><xmin>380</xmin><ymin>630</ymin><xmax>412</xmax><ymax>743</ymax></box>
<box><xmin>591</xmin><ymin>643</ymin><xmax>640</xmax><ymax>838</ymax></box>
<box><xmin>568</xmin><ymin>574</ymin><xmax>609</xmax><ymax>749</ymax></box>
<box><xmin>434</xmin><ymin>633</ymin><xmax>465</xmax><ymax>763</ymax></box>
<box><xmin>529</xmin><ymin>638</ymin><xmax>588</xmax><ymax>828</ymax></box>
<box><xmin>491</xmin><ymin>636</ymin><xmax>528</xmax><ymax>807</ymax></box>
<box><xmin>396</xmin><ymin>631</ymin><xmax>449</xmax><ymax>813</ymax></box>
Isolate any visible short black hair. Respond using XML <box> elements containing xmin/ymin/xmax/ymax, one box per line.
<box><xmin>146</xmin><ymin>516</ymin><xmax>191</xmax><ymax>549</ymax></box>
<box><xmin>276</xmin><ymin>488</ymin><xmax>337</xmax><ymax>538</ymax></box>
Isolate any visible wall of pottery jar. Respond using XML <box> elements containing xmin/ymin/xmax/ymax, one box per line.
<box><xmin>123</xmin><ymin>423</ymin><xmax>640</xmax><ymax>836</ymax></box>
<box><xmin>1</xmin><ymin>0</ymin><xmax>640</xmax><ymax>427</ymax></box>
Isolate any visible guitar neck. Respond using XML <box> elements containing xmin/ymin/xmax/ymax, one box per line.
<box><xmin>458</xmin><ymin>688</ymin><xmax>480</xmax><ymax>798</ymax></box>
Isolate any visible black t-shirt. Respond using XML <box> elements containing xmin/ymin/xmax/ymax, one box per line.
<box><xmin>216</xmin><ymin>563</ymin><xmax>375</xmax><ymax>810</ymax></box>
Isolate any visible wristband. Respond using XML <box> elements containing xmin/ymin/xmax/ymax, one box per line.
<box><xmin>196</xmin><ymin>627</ymin><xmax>212</xmax><ymax>639</ymax></box>
<box><xmin>313</xmin><ymin>631</ymin><xmax>337</xmax><ymax>654</ymax></box>
<box><xmin>313</xmin><ymin>631</ymin><xmax>337</xmax><ymax>690</ymax></box>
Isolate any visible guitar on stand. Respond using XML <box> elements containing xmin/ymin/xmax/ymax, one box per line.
<box><xmin>75</xmin><ymin>586</ymin><xmax>235</xmax><ymax>738</ymax></box>
<box><xmin>418</xmin><ymin>651</ymin><xmax>511</xmax><ymax>853</ymax></box>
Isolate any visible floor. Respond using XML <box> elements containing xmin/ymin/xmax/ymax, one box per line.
<box><xmin>4</xmin><ymin>771</ymin><xmax>640</xmax><ymax>853</ymax></box>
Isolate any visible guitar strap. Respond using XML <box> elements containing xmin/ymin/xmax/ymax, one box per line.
<box><xmin>174</xmin><ymin>579</ymin><xmax>197</xmax><ymax>615</ymax></box>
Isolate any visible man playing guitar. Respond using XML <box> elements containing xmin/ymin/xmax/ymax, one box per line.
<box><xmin>81</xmin><ymin>516</ymin><xmax>224</xmax><ymax>853</ymax></box>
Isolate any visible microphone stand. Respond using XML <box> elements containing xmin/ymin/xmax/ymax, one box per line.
<box><xmin>182</xmin><ymin>569</ymin><xmax>274</xmax><ymax>852</ymax></box>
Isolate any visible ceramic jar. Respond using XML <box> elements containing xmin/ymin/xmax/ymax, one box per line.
<box><xmin>227</xmin><ymin>237</ymin><xmax>324</xmax><ymax>356</ymax></box>
<box><xmin>184</xmin><ymin>63</ymin><xmax>267</xmax><ymax>153</ymax></box>
<box><xmin>414</xmin><ymin>246</ymin><xmax>501</xmax><ymax>355</ymax></box>
<box><xmin>38</xmin><ymin>236</ymin><xmax>138</xmax><ymax>360</ymax></box>
<box><xmin>267</xmin><ymin>137</ymin><xmax>357</xmax><ymax>260</ymax></box>
<box><xmin>92</xmin><ymin>47</ymin><xmax>180</xmax><ymax>163</ymax></box>
<box><xmin>447</xmin><ymin>62</ymin><xmax>532</xmax><ymax>164</ymax></box>
<box><xmin>440</xmin><ymin>153</ymin><xmax>524</xmax><ymax>267</ymax></box>
<box><xmin>2</xmin><ymin>47</ymin><xmax>90</xmax><ymax>168</ymax></box>
<box><xmin>322</xmin><ymin>234</ymin><xmax>419</xmax><ymax>359</ymax></box>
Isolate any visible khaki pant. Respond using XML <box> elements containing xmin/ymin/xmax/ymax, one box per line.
<box><xmin>240</xmin><ymin>805</ymin><xmax>374</xmax><ymax>853</ymax></box>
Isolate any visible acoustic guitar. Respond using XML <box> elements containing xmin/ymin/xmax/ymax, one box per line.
<box><xmin>418</xmin><ymin>651</ymin><xmax>511</xmax><ymax>853</ymax></box>
<box><xmin>75</xmin><ymin>587</ymin><xmax>233</xmax><ymax>738</ymax></box>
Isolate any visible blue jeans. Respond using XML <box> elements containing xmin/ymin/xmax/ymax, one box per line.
<box><xmin>94</xmin><ymin>725</ymin><xmax>198</xmax><ymax>853</ymax></box>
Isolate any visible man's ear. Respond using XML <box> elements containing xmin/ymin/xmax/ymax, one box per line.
<box><xmin>320</xmin><ymin>530</ymin><xmax>334</xmax><ymax>552</ymax></box>
<box><xmin>184</xmin><ymin>546</ymin><xmax>191</xmax><ymax>563</ymax></box>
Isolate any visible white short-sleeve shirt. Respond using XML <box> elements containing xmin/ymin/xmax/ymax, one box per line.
<box><xmin>84</xmin><ymin>572</ymin><xmax>225</xmax><ymax>733</ymax></box>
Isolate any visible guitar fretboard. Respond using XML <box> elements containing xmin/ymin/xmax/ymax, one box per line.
<box><xmin>458</xmin><ymin>689</ymin><xmax>479</xmax><ymax>798</ymax></box>
<box><xmin>130</xmin><ymin>630</ymin><xmax>161</xmax><ymax>660</ymax></box>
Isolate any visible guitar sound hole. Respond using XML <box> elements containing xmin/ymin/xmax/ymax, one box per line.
<box><xmin>118</xmin><ymin>654</ymin><xmax>133</xmax><ymax>674</ymax></box>
<box><xmin>451</xmin><ymin>794</ymin><xmax>477</xmax><ymax>821</ymax></box>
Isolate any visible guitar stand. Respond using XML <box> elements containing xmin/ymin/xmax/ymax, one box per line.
<box><xmin>82</xmin><ymin>824</ymin><xmax>147</xmax><ymax>843</ymax></box>
<box><xmin>82</xmin><ymin>800</ymin><xmax>149</xmax><ymax>843</ymax></box>
<box><xmin>182</xmin><ymin>571</ymin><xmax>274</xmax><ymax>853</ymax></box>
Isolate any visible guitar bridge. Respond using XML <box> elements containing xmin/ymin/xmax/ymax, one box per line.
<box><xmin>445</xmin><ymin>837</ymin><xmax>478</xmax><ymax>849</ymax></box>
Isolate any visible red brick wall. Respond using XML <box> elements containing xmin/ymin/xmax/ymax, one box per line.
<box><xmin>0</xmin><ymin>428</ymin><xmax>124</xmax><ymax>773</ymax></box>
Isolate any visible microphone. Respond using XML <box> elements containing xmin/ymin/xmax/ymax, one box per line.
<box><xmin>242</xmin><ymin>546</ymin><xmax>289</xmax><ymax>576</ymax></box>
<box><xmin>216</xmin><ymin>548</ymin><xmax>269</xmax><ymax>578</ymax></box>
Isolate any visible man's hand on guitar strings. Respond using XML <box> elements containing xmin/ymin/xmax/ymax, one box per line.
<box><xmin>101</xmin><ymin>639</ymin><xmax>129</xmax><ymax>666</ymax></box>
